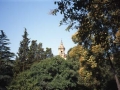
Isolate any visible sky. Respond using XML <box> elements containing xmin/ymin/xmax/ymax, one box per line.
<box><xmin>0</xmin><ymin>0</ymin><xmax>76</xmax><ymax>56</ymax></box>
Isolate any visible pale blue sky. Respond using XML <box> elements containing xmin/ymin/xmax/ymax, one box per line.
<box><xmin>0</xmin><ymin>0</ymin><xmax>76</xmax><ymax>56</ymax></box>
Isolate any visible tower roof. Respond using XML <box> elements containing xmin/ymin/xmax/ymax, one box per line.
<box><xmin>59</xmin><ymin>40</ymin><xmax>65</xmax><ymax>49</ymax></box>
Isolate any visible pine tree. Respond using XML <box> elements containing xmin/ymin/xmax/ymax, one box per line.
<box><xmin>0</xmin><ymin>30</ymin><xmax>14</xmax><ymax>89</ymax></box>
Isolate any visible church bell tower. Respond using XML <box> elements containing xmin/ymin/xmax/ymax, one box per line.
<box><xmin>58</xmin><ymin>40</ymin><xmax>66</xmax><ymax>59</ymax></box>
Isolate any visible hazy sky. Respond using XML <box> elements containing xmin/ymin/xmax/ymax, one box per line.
<box><xmin>0</xmin><ymin>0</ymin><xmax>76</xmax><ymax>56</ymax></box>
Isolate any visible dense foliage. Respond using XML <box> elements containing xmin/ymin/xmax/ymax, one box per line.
<box><xmin>0</xmin><ymin>29</ymin><xmax>55</xmax><ymax>89</ymax></box>
<box><xmin>0</xmin><ymin>30</ymin><xmax>14</xmax><ymax>90</ymax></box>
<box><xmin>14</xmin><ymin>29</ymin><xmax>54</xmax><ymax>76</ymax></box>
<box><xmin>53</xmin><ymin>0</ymin><xmax>120</xmax><ymax>90</ymax></box>
<box><xmin>8</xmin><ymin>56</ymin><xmax>80</xmax><ymax>90</ymax></box>
<box><xmin>1</xmin><ymin>1</ymin><xmax>120</xmax><ymax>89</ymax></box>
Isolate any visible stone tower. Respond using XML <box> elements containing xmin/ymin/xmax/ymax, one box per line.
<box><xmin>58</xmin><ymin>40</ymin><xmax>66</xmax><ymax>59</ymax></box>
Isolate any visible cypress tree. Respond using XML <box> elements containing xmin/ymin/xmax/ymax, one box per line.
<box><xmin>17</xmin><ymin>28</ymin><xmax>30</xmax><ymax>71</ymax></box>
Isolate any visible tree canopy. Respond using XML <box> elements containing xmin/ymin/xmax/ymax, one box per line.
<box><xmin>0</xmin><ymin>30</ymin><xmax>14</xmax><ymax>90</ymax></box>
<box><xmin>53</xmin><ymin>0</ymin><xmax>120</xmax><ymax>89</ymax></box>
<box><xmin>13</xmin><ymin>28</ymin><xmax>54</xmax><ymax>76</ymax></box>
<box><xmin>8</xmin><ymin>56</ymin><xmax>80</xmax><ymax>90</ymax></box>
<box><xmin>52</xmin><ymin>0</ymin><xmax>120</xmax><ymax>48</ymax></box>
<box><xmin>1</xmin><ymin>1</ymin><xmax>120</xmax><ymax>89</ymax></box>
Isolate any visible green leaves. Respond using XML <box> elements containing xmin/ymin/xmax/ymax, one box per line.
<box><xmin>15</xmin><ymin>29</ymin><xmax>54</xmax><ymax>74</ymax></box>
<box><xmin>17</xmin><ymin>28</ymin><xmax>30</xmax><ymax>63</ymax></box>
<box><xmin>8</xmin><ymin>57</ymin><xmax>79</xmax><ymax>90</ymax></box>
<box><xmin>0</xmin><ymin>30</ymin><xmax>14</xmax><ymax>90</ymax></box>
<box><xmin>54</xmin><ymin>0</ymin><xmax>120</xmax><ymax>89</ymax></box>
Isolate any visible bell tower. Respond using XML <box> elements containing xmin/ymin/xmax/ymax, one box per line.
<box><xmin>58</xmin><ymin>40</ymin><xmax>66</xmax><ymax>59</ymax></box>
